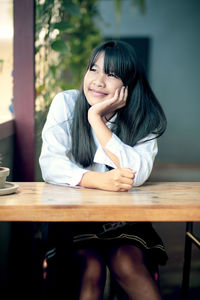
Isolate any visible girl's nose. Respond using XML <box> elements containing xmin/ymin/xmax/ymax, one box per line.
<box><xmin>93</xmin><ymin>74</ymin><xmax>106</xmax><ymax>87</ymax></box>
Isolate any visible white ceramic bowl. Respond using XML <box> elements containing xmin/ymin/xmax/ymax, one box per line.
<box><xmin>0</xmin><ymin>167</ymin><xmax>10</xmax><ymax>188</ymax></box>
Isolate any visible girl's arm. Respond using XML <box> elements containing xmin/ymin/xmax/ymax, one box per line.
<box><xmin>79</xmin><ymin>168</ymin><xmax>135</xmax><ymax>192</ymax></box>
<box><xmin>39</xmin><ymin>91</ymin><xmax>134</xmax><ymax>191</ymax></box>
<box><xmin>39</xmin><ymin>91</ymin><xmax>89</xmax><ymax>187</ymax></box>
<box><xmin>88</xmin><ymin>87</ymin><xmax>128</xmax><ymax>168</ymax></box>
<box><xmin>88</xmin><ymin>113</ymin><xmax>120</xmax><ymax>168</ymax></box>
<box><xmin>40</xmin><ymin>123</ymin><xmax>89</xmax><ymax>187</ymax></box>
<box><xmin>93</xmin><ymin>133</ymin><xmax>158</xmax><ymax>187</ymax></box>
<box><xmin>87</xmin><ymin>87</ymin><xmax>158</xmax><ymax>187</ymax></box>
<box><xmin>40</xmin><ymin>121</ymin><xmax>134</xmax><ymax>191</ymax></box>
<box><xmin>78</xmin><ymin>86</ymin><xmax>136</xmax><ymax>191</ymax></box>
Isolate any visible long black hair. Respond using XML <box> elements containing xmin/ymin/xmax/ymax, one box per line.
<box><xmin>71</xmin><ymin>40</ymin><xmax>167</xmax><ymax>168</ymax></box>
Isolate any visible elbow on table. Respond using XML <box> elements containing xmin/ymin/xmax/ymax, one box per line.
<box><xmin>133</xmin><ymin>164</ymin><xmax>153</xmax><ymax>187</ymax></box>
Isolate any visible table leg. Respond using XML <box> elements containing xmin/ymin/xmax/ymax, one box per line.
<box><xmin>181</xmin><ymin>222</ymin><xmax>193</xmax><ymax>300</ymax></box>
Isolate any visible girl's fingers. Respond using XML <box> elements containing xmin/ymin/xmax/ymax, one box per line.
<box><xmin>120</xmin><ymin>168</ymin><xmax>136</xmax><ymax>178</ymax></box>
<box><xmin>114</xmin><ymin>88</ymin><xmax>120</xmax><ymax>99</ymax></box>
<box><xmin>115</xmin><ymin>168</ymin><xmax>135</xmax><ymax>184</ymax></box>
<box><xmin>120</xmin><ymin>177</ymin><xmax>134</xmax><ymax>185</ymax></box>
<box><xmin>124</xmin><ymin>86</ymin><xmax>128</xmax><ymax>101</ymax></box>
<box><xmin>119</xmin><ymin>86</ymin><xmax>125</xmax><ymax>101</ymax></box>
<box><xmin>122</xmin><ymin>86</ymin><xmax>128</xmax><ymax>103</ymax></box>
<box><xmin>118</xmin><ymin>180</ymin><xmax>133</xmax><ymax>191</ymax></box>
<box><xmin>107</xmin><ymin>168</ymin><xmax>135</xmax><ymax>191</ymax></box>
<box><xmin>117</xmin><ymin>86</ymin><xmax>128</xmax><ymax>107</ymax></box>
<box><xmin>110</xmin><ymin>86</ymin><xmax>127</xmax><ymax>104</ymax></box>
<box><xmin>120</xmin><ymin>184</ymin><xmax>133</xmax><ymax>191</ymax></box>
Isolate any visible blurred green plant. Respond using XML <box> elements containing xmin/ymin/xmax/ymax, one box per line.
<box><xmin>35</xmin><ymin>0</ymin><xmax>146</xmax><ymax>112</ymax></box>
<box><xmin>35</xmin><ymin>0</ymin><xmax>104</xmax><ymax>179</ymax></box>
<box><xmin>35</xmin><ymin>0</ymin><xmax>103</xmax><ymax>113</ymax></box>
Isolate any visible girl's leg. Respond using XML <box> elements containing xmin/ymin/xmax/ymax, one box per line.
<box><xmin>74</xmin><ymin>248</ymin><xmax>107</xmax><ymax>300</ymax></box>
<box><xmin>107</xmin><ymin>244</ymin><xmax>162</xmax><ymax>300</ymax></box>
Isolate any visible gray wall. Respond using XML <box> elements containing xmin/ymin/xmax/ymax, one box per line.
<box><xmin>97</xmin><ymin>0</ymin><xmax>200</xmax><ymax>163</ymax></box>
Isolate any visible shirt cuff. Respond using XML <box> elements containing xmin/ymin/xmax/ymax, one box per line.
<box><xmin>45</xmin><ymin>167</ymin><xmax>89</xmax><ymax>188</ymax></box>
<box><xmin>69</xmin><ymin>168</ymin><xmax>89</xmax><ymax>186</ymax></box>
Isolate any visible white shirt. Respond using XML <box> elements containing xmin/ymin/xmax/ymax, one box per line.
<box><xmin>39</xmin><ymin>90</ymin><xmax>158</xmax><ymax>187</ymax></box>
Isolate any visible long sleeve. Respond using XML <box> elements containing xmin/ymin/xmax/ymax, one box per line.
<box><xmin>93</xmin><ymin>133</ymin><xmax>158</xmax><ymax>187</ymax></box>
<box><xmin>39</xmin><ymin>90</ymin><xmax>158</xmax><ymax>188</ymax></box>
<box><xmin>39</xmin><ymin>90</ymin><xmax>89</xmax><ymax>186</ymax></box>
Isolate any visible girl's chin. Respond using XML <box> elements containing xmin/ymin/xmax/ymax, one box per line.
<box><xmin>87</xmin><ymin>97</ymin><xmax>107</xmax><ymax>106</ymax></box>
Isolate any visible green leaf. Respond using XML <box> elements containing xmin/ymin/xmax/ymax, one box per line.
<box><xmin>51</xmin><ymin>40</ymin><xmax>68</xmax><ymax>53</ymax></box>
<box><xmin>35</xmin><ymin>44</ymin><xmax>43</xmax><ymax>54</ymax></box>
<box><xmin>49</xmin><ymin>65</ymin><xmax>57</xmax><ymax>77</ymax></box>
<box><xmin>53</xmin><ymin>22</ymin><xmax>75</xmax><ymax>31</ymax></box>
<box><xmin>35</xmin><ymin>84</ymin><xmax>46</xmax><ymax>96</ymax></box>
<box><xmin>62</xmin><ymin>1</ymin><xmax>81</xmax><ymax>16</ymax></box>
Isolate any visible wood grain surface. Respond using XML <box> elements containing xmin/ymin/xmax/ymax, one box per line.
<box><xmin>0</xmin><ymin>182</ymin><xmax>199</xmax><ymax>221</ymax></box>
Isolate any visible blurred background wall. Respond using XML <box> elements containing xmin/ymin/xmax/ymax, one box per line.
<box><xmin>97</xmin><ymin>0</ymin><xmax>200</xmax><ymax>164</ymax></box>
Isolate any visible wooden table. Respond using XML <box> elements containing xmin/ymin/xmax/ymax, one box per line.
<box><xmin>0</xmin><ymin>181</ymin><xmax>200</xmax><ymax>222</ymax></box>
<box><xmin>0</xmin><ymin>182</ymin><xmax>200</xmax><ymax>300</ymax></box>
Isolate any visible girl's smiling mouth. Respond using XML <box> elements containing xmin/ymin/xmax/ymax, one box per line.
<box><xmin>89</xmin><ymin>88</ymin><xmax>108</xmax><ymax>97</ymax></box>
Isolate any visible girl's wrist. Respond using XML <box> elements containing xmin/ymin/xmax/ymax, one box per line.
<box><xmin>79</xmin><ymin>171</ymin><xmax>103</xmax><ymax>189</ymax></box>
<box><xmin>88</xmin><ymin>108</ymin><xmax>102</xmax><ymax>123</ymax></box>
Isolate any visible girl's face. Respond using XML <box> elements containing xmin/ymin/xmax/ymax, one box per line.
<box><xmin>83</xmin><ymin>52</ymin><xmax>124</xmax><ymax>106</ymax></box>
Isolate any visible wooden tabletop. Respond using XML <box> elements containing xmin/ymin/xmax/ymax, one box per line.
<box><xmin>0</xmin><ymin>182</ymin><xmax>200</xmax><ymax>222</ymax></box>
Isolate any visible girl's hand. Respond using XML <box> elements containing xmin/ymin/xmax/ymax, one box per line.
<box><xmin>100</xmin><ymin>168</ymin><xmax>135</xmax><ymax>191</ymax></box>
<box><xmin>80</xmin><ymin>168</ymin><xmax>136</xmax><ymax>192</ymax></box>
<box><xmin>88</xmin><ymin>86</ymin><xmax>128</xmax><ymax>119</ymax></box>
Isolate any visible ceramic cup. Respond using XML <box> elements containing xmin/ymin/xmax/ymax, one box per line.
<box><xmin>0</xmin><ymin>167</ymin><xmax>10</xmax><ymax>189</ymax></box>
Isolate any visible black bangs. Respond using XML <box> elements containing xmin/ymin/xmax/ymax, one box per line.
<box><xmin>103</xmin><ymin>46</ymin><xmax>125</xmax><ymax>81</ymax></box>
<box><xmin>87</xmin><ymin>40</ymin><xmax>137</xmax><ymax>86</ymax></box>
<box><xmin>105</xmin><ymin>41</ymin><xmax>137</xmax><ymax>85</ymax></box>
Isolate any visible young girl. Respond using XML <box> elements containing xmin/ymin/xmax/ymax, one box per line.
<box><xmin>40</xmin><ymin>40</ymin><xmax>168</xmax><ymax>300</ymax></box>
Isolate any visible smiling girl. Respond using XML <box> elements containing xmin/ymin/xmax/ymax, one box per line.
<box><xmin>40</xmin><ymin>40</ymin><xmax>167</xmax><ymax>299</ymax></box>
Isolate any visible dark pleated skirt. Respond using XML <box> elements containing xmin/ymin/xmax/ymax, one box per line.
<box><xmin>72</xmin><ymin>222</ymin><xmax>168</xmax><ymax>266</ymax></box>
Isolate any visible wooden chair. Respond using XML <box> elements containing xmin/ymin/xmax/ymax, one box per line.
<box><xmin>181</xmin><ymin>222</ymin><xmax>200</xmax><ymax>300</ymax></box>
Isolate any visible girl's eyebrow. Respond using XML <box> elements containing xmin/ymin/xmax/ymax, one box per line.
<box><xmin>92</xmin><ymin>63</ymin><xmax>99</xmax><ymax>68</ymax></box>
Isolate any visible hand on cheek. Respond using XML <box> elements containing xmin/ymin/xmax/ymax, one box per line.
<box><xmin>89</xmin><ymin>86</ymin><xmax>128</xmax><ymax>119</ymax></box>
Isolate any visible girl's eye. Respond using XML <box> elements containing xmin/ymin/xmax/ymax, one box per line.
<box><xmin>108</xmin><ymin>73</ymin><xmax>118</xmax><ymax>78</ymax></box>
<box><xmin>90</xmin><ymin>67</ymin><xmax>97</xmax><ymax>72</ymax></box>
